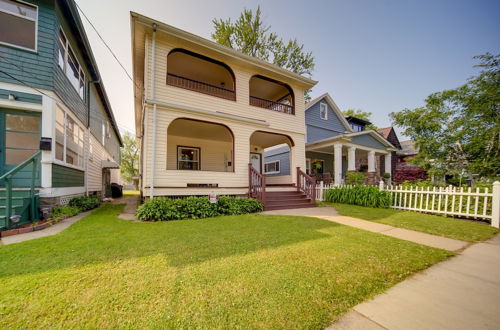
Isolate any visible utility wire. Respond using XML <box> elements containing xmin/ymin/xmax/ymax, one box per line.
<box><xmin>73</xmin><ymin>0</ymin><xmax>139</xmax><ymax>90</ymax></box>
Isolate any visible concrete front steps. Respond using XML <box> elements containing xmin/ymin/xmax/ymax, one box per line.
<box><xmin>264</xmin><ymin>186</ymin><xmax>316</xmax><ymax>211</ymax></box>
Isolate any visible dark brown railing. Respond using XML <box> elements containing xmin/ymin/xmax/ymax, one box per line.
<box><xmin>249</xmin><ymin>163</ymin><xmax>266</xmax><ymax>205</ymax></box>
<box><xmin>167</xmin><ymin>73</ymin><xmax>236</xmax><ymax>101</ymax></box>
<box><xmin>297</xmin><ymin>167</ymin><xmax>316</xmax><ymax>203</ymax></box>
<box><xmin>249</xmin><ymin>96</ymin><xmax>294</xmax><ymax>115</ymax></box>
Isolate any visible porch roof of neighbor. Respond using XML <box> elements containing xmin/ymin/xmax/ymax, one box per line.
<box><xmin>306</xmin><ymin>130</ymin><xmax>397</xmax><ymax>153</ymax></box>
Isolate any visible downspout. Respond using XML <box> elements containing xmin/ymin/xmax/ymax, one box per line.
<box><xmin>149</xmin><ymin>23</ymin><xmax>157</xmax><ymax>199</ymax></box>
<box><xmin>86</xmin><ymin>79</ymin><xmax>100</xmax><ymax>196</ymax></box>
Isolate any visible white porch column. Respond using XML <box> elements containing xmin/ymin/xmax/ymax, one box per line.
<box><xmin>347</xmin><ymin>146</ymin><xmax>356</xmax><ymax>171</ymax></box>
<box><xmin>384</xmin><ymin>153</ymin><xmax>392</xmax><ymax>174</ymax></box>
<box><xmin>368</xmin><ymin>151</ymin><xmax>376</xmax><ymax>173</ymax></box>
<box><xmin>334</xmin><ymin>144</ymin><xmax>343</xmax><ymax>185</ymax></box>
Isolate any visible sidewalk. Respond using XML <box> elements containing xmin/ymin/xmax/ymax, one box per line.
<box><xmin>328</xmin><ymin>234</ymin><xmax>500</xmax><ymax>330</ymax></box>
<box><xmin>0</xmin><ymin>211</ymin><xmax>90</xmax><ymax>245</ymax></box>
<box><xmin>261</xmin><ymin>207</ymin><xmax>468</xmax><ymax>251</ymax></box>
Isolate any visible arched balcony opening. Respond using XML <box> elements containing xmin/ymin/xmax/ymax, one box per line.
<box><xmin>249</xmin><ymin>75</ymin><xmax>295</xmax><ymax>115</ymax></box>
<box><xmin>167</xmin><ymin>118</ymin><xmax>234</xmax><ymax>172</ymax></box>
<box><xmin>167</xmin><ymin>49</ymin><xmax>236</xmax><ymax>100</ymax></box>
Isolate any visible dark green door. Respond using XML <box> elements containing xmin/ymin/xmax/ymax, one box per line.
<box><xmin>0</xmin><ymin>109</ymin><xmax>41</xmax><ymax>186</ymax></box>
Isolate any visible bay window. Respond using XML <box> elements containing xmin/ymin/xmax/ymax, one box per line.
<box><xmin>0</xmin><ymin>0</ymin><xmax>37</xmax><ymax>51</ymax></box>
<box><xmin>55</xmin><ymin>106</ymin><xmax>84</xmax><ymax>168</ymax></box>
<box><xmin>57</xmin><ymin>29</ymin><xmax>85</xmax><ymax>99</ymax></box>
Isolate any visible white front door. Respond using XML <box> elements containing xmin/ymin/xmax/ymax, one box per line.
<box><xmin>250</xmin><ymin>153</ymin><xmax>261</xmax><ymax>173</ymax></box>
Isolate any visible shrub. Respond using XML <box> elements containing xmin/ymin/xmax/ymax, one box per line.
<box><xmin>136</xmin><ymin>196</ymin><xmax>263</xmax><ymax>221</ymax></box>
<box><xmin>52</xmin><ymin>205</ymin><xmax>80</xmax><ymax>218</ymax></box>
<box><xmin>324</xmin><ymin>185</ymin><xmax>391</xmax><ymax>208</ymax></box>
<box><xmin>69</xmin><ymin>195</ymin><xmax>101</xmax><ymax>212</ymax></box>
<box><xmin>345</xmin><ymin>172</ymin><xmax>365</xmax><ymax>185</ymax></box>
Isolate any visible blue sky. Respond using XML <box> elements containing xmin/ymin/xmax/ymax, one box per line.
<box><xmin>78</xmin><ymin>0</ymin><xmax>500</xmax><ymax>138</ymax></box>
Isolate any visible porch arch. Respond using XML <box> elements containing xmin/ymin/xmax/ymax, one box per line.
<box><xmin>167</xmin><ymin>118</ymin><xmax>234</xmax><ymax>172</ymax></box>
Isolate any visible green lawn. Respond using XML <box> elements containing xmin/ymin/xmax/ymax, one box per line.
<box><xmin>0</xmin><ymin>204</ymin><xmax>451</xmax><ymax>328</ymax></box>
<box><xmin>329</xmin><ymin>203</ymin><xmax>499</xmax><ymax>242</ymax></box>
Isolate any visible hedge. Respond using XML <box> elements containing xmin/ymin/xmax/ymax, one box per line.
<box><xmin>69</xmin><ymin>195</ymin><xmax>101</xmax><ymax>212</ymax></box>
<box><xmin>324</xmin><ymin>185</ymin><xmax>391</xmax><ymax>208</ymax></box>
<box><xmin>136</xmin><ymin>196</ymin><xmax>263</xmax><ymax>221</ymax></box>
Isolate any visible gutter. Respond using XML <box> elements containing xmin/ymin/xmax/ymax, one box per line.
<box><xmin>149</xmin><ymin>24</ymin><xmax>157</xmax><ymax>199</ymax></box>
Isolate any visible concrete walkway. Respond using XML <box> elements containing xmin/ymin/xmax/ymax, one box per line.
<box><xmin>0</xmin><ymin>211</ymin><xmax>90</xmax><ymax>245</ymax></box>
<box><xmin>112</xmin><ymin>195</ymin><xmax>139</xmax><ymax>221</ymax></box>
<box><xmin>261</xmin><ymin>207</ymin><xmax>468</xmax><ymax>251</ymax></box>
<box><xmin>328</xmin><ymin>234</ymin><xmax>500</xmax><ymax>330</ymax></box>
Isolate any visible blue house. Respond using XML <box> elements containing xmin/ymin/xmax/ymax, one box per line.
<box><xmin>0</xmin><ymin>0</ymin><xmax>122</xmax><ymax>229</ymax></box>
<box><xmin>264</xmin><ymin>93</ymin><xmax>396</xmax><ymax>185</ymax></box>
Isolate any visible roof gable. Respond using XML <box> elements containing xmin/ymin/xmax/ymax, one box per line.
<box><xmin>305</xmin><ymin>93</ymin><xmax>352</xmax><ymax>132</ymax></box>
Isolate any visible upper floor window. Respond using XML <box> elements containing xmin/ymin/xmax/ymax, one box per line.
<box><xmin>58</xmin><ymin>29</ymin><xmax>85</xmax><ymax>99</ymax></box>
<box><xmin>350</xmin><ymin>123</ymin><xmax>364</xmax><ymax>132</ymax></box>
<box><xmin>249</xmin><ymin>75</ymin><xmax>294</xmax><ymax>115</ymax></box>
<box><xmin>0</xmin><ymin>0</ymin><xmax>37</xmax><ymax>51</ymax></box>
<box><xmin>166</xmin><ymin>49</ymin><xmax>235</xmax><ymax>101</ymax></box>
<box><xmin>55</xmin><ymin>106</ymin><xmax>85</xmax><ymax>168</ymax></box>
<box><xmin>320</xmin><ymin>103</ymin><xmax>328</xmax><ymax>120</ymax></box>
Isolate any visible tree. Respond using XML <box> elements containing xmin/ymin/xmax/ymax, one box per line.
<box><xmin>211</xmin><ymin>7</ymin><xmax>315</xmax><ymax>100</ymax></box>
<box><xmin>390</xmin><ymin>53</ymin><xmax>500</xmax><ymax>179</ymax></box>
<box><xmin>343</xmin><ymin>108</ymin><xmax>378</xmax><ymax>130</ymax></box>
<box><xmin>120</xmin><ymin>133</ymin><xmax>139</xmax><ymax>189</ymax></box>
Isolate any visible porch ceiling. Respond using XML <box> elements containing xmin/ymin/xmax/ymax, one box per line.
<box><xmin>250</xmin><ymin>131</ymin><xmax>292</xmax><ymax>148</ymax></box>
<box><xmin>168</xmin><ymin>119</ymin><xmax>232</xmax><ymax>142</ymax></box>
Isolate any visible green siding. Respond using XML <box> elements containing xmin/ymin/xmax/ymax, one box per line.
<box><xmin>0</xmin><ymin>89</ymin><xmax>42</xmax><ymax>104</ymax></box>
<box><xmin>52</xmin><ymin>164</ymin><xmax>84</xmax><ymax>187</ymax></box>
<box><xmin>0</xmin><ymin>0</ymin><xmax>56</xmax><ymax>90</ymax></box>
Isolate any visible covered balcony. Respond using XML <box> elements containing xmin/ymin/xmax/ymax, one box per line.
<box><xmin>166</xmin><ymin>49</ymin><xmax>236</xmax><ymax>101</ymax></box>
<box><xmin>249</xmin><ymin>75</ymin><xmax>294</xmax><ymax>115</ymax></box>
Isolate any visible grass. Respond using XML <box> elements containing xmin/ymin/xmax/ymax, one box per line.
<box><xmin>328</xmin><ymin>203</ymin><xmax>499</xmax><ymax>242</ymax></box>
<box><xmin>123</xmin><ymin>189</ymin><xmax>140</xmax><ymax>196</ymax></box>
<box><xmin>0</xmin><ymin>204</ymin><xmax>451</xmax><ymax>328</ymax></box>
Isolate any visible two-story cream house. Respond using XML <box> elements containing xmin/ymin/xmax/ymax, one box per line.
<box><xmin>131</xmin><ymin>13</ymin><xmax>317</xmax><ymax>209</ymax></box>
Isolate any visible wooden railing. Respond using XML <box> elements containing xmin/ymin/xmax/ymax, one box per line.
<box><xmin>249</xmin><ymin>96</ymin><xmax>294</xmax><ymax>115</ymax></box>
<box><xmin>297</xmin><ymin>167</ymin><xmax>316</xmax><ymax>203</ymax></box>
<box><xmin>167</xmin><ymin>73</ymin><xmax>236</xmax><ymax>100</ymax></box>
<box><xmin>0</xmin><ymin>151</ymin><xmax>40</xmax><ymax>230</ymax></box>
<box><xmin>248</xmin><ymin>163</ymin><xmax>266</xmax><ymax>205</ymax></box>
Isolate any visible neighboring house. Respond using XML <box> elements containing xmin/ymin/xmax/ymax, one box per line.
<box><xmin>394</xmin><ymin>140</ymin><xmax>427</xmax><ymax>184</ymax></box>
<box><xmin>130</xmin><ymin>12</ymin><xmax>317</xmax><ymax>205</ymax></box>
<box><xmin>265</xmin><ymin>93</ymin><xmax>397</xmax><ymax>185</ymax></box>
<box><xmin>376</xmin><ymin>127</ymin><xmax>402</xmax><ymax>178</ymax></box>
<box><xmin>0</xmin><ymin>0</ymin><xmax>122</xmax><ymax>228</ymax></box>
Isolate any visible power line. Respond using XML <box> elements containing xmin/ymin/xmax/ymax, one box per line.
<box><xmin>73</xmin><ymin>0</ymin><xmax>138</xmax><ymax>90</ymax></box>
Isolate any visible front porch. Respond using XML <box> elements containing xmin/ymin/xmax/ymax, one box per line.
<box><xmin>306</xmin><ymin>131</ymin><xmax>396</xmax><ymax>185</ymax></box>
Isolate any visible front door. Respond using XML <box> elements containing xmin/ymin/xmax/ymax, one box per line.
<box><xmin>250</xmin><ymin>153</ymin><xmax>261</xmax><ymax>173</ymax></box>
<box><xmin>0</xmin><ymin>109</ymin><xmax>41</xmax><ymax>186</ymax></box>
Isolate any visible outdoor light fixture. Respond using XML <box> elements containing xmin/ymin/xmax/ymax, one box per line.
<box><xmin>8</xmin><ymin>94</ymin><xmax>17</xmax><ymax>101</ymax></box>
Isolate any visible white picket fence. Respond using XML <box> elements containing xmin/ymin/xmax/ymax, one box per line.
<box><xmin>315</xmin><ymin>181</ymin><xmax>500</xmax><ymax>228</ymax></box>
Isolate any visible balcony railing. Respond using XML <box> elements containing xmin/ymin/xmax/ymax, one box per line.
<box><xmin>166</xmin><ymin>73</ymin><xmax>236</xmax><ymax>101</ymax></box>
<box><xmin>249</xmin><ymin>96</ymin><xmax>294</xmax><ymax>115</ymax></box>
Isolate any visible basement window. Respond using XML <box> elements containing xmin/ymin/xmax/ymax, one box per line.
<box><xmin>0</xmin><ymin>0</ymin><xmax>37</xmax><ymax>51</ymax></box>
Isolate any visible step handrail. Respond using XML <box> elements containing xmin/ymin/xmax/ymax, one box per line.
<box><xmin>296</xmin><ymin>167</ymin><xmax>316</xmax><ymax>204</ymax></box>
<box><xmin>248</xmin><ymin>163</ymin><xmax>266</xmax><ymax>205</ymax></box>
<box><xmin>0</xmin><ymin>151</ymin><xmax>41</xmax><ymax>229</ymax></box>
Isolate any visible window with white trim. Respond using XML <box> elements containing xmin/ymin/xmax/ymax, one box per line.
<box><xmin>57</xmin><ymin>29</ymin><xmax>85</xmax><ymax>99</ymax></box>
<box><xmin>264</xmin><ymin>160</ymin><xmax>280</xmax><ymax>174</ymax></box>
<box><xmin>320</xmin><ymin>102</ymin><xmax>328</xmax><ymax>120</ymax></box>
<box><xmin>0</xmin><ymin>0</ymin><xmax>37</xmax><ymax>51</ymax></box>
<box><xmin>177</xmin><ymin>146</ymin><xmax>200</xmax><ymax>170</ymax></box>
<box><xmin>55</xmin><ymin>106</ymin><xmax>84</xmax><ymax>168</ymax></box>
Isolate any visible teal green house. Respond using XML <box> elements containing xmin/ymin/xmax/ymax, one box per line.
<box><xmin>0</xmin><ymin>0</ymin><xmax>122</xmax><ymax>229</ymax></box>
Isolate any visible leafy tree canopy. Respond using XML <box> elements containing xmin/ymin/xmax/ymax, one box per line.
<box><xmin>211</xmin><ymin>6</ymin><xmax>315</xmax><ymax>99</ymax></box>
<box><xmin>390</xmin><ymin>53</ymin><xmax>500</xmax><ymax>179</ymax></box>
<box><xmin>120</xmin><ymin>133</ymin><xmax>140</xmax><ymax>189</ymax></box>
<box><xmin>343</xmin><ymin>108</ymin><xmax>378</xmax><ymax>130</ymax></box>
